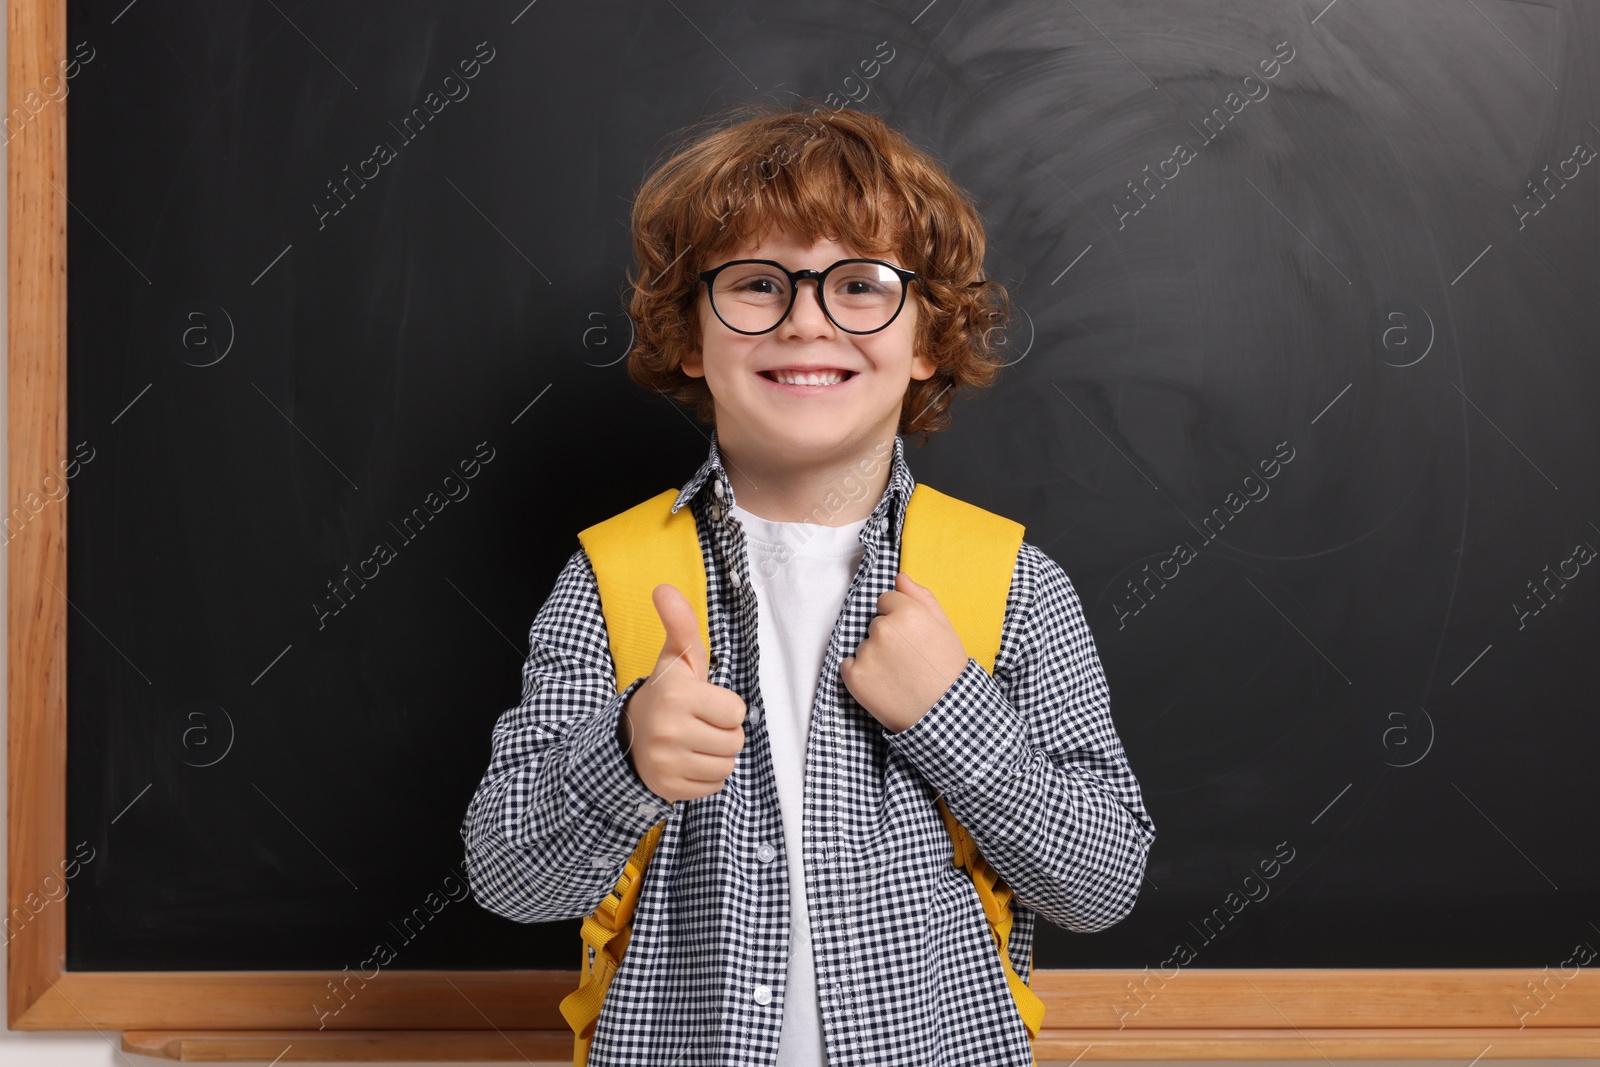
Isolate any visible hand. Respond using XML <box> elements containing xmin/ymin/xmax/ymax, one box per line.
<box><xmin>617</xmin><ymin>583</ymin><xmax>748</xmax><ymax>803</ymax></box>
<box><xmin>839</xmin><ymin>572</ymin><xmax>970</xmax><ymax>734</ymax></box>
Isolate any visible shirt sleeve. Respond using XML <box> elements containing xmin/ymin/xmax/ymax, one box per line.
<box><xmin>459</xmin><ymin>547</ymin><xmax>677</xmax><ymax>924</ymax></box>
<box><xmin>880</xmin><ymin>540</ymin><xmax>1156</xmax><ymax>933</ymax></box>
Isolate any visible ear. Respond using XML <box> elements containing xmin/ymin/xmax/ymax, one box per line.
<box><xmin>909</xmin><ymin>352</ymin><xmax>937</xmax><ymax>381</ymax></box>
<box><xmin>681</xmin><ymin>347</ymin><xmax>705</xmax><ymax>378</ymax></box>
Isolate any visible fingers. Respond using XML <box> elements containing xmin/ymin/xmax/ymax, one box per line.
<box><xmin>637</xmin><ymin>584</ymin><xmax>753</xmax><ymax>802</ymax></box>
<box><xmin>884</xmin><ymin>572</ymin><xmax>949</xmax><ymax>620</ymax></box>
<box><xmin>660</xmin><ymin>743</ymin><xmax>743</xmax><ymax>799</ymax></box>
<box><xmin>687</xmin><ymin>686</ymin><xmax>747</xmax><ymax>730</ymax></box>
<box><xmin>682</xmin><ymin>722</ymin><xmax>746</xmax><ymax>760</ymax></box>
<box><xmin>652</xmin><ymin>582</ymin><xmax>709</xmax><ymax>682</ymax></box>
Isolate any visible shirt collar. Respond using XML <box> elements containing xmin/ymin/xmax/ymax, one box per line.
<box><xmin>670</xmin><ymin>426</ymin><xmax>916</xmax><ymax>545</ymax></box>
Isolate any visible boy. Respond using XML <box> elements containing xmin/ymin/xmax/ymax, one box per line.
<box><xmin>460</xmin><ymin>101</ymin><xmax>1155</xmax><ymax>1066</ymax></box>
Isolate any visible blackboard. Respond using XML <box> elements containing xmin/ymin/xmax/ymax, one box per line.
<box><xmin>19</xmin><ymin>0</ymin><xmax>1600</xmax><ymax>1049</ymax></box>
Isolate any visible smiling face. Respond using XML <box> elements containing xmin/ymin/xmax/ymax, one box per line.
<box><xmin>681</xmin><ymin>229</ymin><xmax>936</xmax><ymax>470</ymax></box>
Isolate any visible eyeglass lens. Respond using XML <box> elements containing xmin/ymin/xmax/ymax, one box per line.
<box><xmin>708</xmin><ymin>262</ymin><xmax>905</xmax><ymax>333</ymax></box>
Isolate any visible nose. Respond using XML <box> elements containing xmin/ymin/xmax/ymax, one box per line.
<box><xmin>781</xmin><ymin>277</ymin><xmax>834</xmax><ymax>336</ymax></box>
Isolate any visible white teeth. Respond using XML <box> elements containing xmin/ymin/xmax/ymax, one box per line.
<box><xmin>771</xmin><ymin>370</ymin><xmax>848</xmax><ymax>386</ymax></box>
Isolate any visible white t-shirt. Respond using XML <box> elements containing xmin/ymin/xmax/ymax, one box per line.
<box><xmin>729</xmin><ymin>502</ymin><xmax>869</xmax><ymax>1067</ymax></box>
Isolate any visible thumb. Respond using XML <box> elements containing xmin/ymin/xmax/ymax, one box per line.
<box><xmin>896</xmin><ymin>571</ymin><xmax>947</xmax><ymax>620</ymax></box>
<box><xmin>651</xmin><ymin>582</ymin><xmax>708</xmax><ymax>682</ymax></box>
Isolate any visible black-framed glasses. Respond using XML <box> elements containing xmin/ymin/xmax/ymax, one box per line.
<box><xmin>697</xmin><ymin>258</ymin><xmax>920</xmax><ymax>335</ymax></box>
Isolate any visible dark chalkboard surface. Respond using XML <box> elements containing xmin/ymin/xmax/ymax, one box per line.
<box><xmin>65</xmin><ymin>0</ymin><xmax>1597</xmax><ymax>977</ymax></box>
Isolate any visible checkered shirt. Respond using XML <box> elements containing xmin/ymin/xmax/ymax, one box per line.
<box><xmin>460</xmin><ymin>428</ymin><xmax>1156</xmax><ymax>1066</ymax></box>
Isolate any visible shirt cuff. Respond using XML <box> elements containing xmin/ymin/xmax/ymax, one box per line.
<box><xmin>566</xmin><ymin>674</ymin><xmax>677</xmax><ymax>835</ymax></box>
<box><xmin>880</xmin><ymin>657</ymin><xmax>1031</xmax><ymax>801</ymax></box>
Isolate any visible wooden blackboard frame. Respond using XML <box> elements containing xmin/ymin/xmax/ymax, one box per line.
<box><xmin>6</xmin><ymin>0</ymin><xmax>1598</xmax><ymax>1057</ymax></box>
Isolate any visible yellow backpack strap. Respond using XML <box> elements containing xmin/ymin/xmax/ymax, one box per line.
<box><xmin>576</xmin><ymin>488</ymin><xmax>711</xmax><ymax>693</ymax></box>
<box><xmin>900</xmin><ymin>483</ymin><xmax>1020</xmax><ymax>677</ymax></box>
<box><xmin>560</xmin><ymin>489</ymin><xmax>707</xmax><ymax>1066</ymax></box>
<box><xmin>562</xmin><ymin>483</ymin><xmax>1044</xmax><ymax>1060</ymax></box>
<box><xmin>558</xmin><ymin>820</ymin><xmax>664</xmax><ymax>1067</ymax></box>
<box><xmin>901</xmin><ymin>484</ymin><xmax>1046</xmax><ymax>1047</ymax></box>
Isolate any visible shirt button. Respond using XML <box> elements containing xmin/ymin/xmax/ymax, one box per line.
<box><xmin>636</xmin><ymin>800</ymin><xmax>658</xmax><ymax>817</ymax></box>
<box><xmin>753</xmin><ymin>983</ymin><xmax>772</xmax><ymax>1005</ymax></box>
<box><xmin>729</xmin><ymin>567</ymin><xmax>742</xmax><ymax>588</ymax></box>
<box><xmin>713</xmin><ymin>480</ymin><xmax>726</xmax><ymax>499</ymax></box>
<box><xmin>757</xmin><ymin>843</ymin><xmax>776</xmax><ymax>863</ymax></box>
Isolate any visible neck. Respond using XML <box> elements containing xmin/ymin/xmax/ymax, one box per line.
<box><xmin>717</xmin><ymin>434</ymin><xmax>894</xmax><ymax>526</ymax></box>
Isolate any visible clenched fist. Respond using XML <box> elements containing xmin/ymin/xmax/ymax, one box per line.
<box><xmin>840</xmin><ymin>572</ymin><xmax>970</xmax><ymax>734</ymax></box>
<box><xmin>616</xmin><ymin>583</ymin><xmax>748</xmax><ymax>803</ymax></box>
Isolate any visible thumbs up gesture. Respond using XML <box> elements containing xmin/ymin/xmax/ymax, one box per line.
<box><xmin>617</xmin><ymin>583</ymin><xmax>748</xmax><ymax>803</ymax></box>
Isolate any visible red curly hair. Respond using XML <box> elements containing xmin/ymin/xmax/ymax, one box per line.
<box><xmin>624</xmin><ymin>99</ymin><xmax>1011</xmax><ymax>445</ymax></box>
